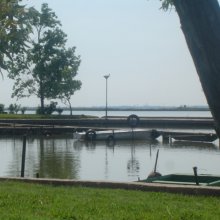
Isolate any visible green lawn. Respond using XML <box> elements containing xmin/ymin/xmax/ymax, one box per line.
<box><xmin>0</xmin><ymin>181</ymin><xmax>220</xmax><ymax>220</ymax></box>
<box><xmin>0</xmin><ymin>113</ymin><xmax>97</xmax><ymax>119</ymax></box>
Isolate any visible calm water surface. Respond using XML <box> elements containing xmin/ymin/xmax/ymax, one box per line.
<box><xmin>0</xmin><ymin>110</ymin><xmax>218</xmax><ymax>181</ymax></box>
<box><xmin>0</xmin><ymin>135</ymin><xmax>219</xmax><ymax>181</ymax></box>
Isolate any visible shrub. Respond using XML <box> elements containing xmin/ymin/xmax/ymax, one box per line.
<box><xmin>36</xmin><ymin>102</ymin><xmax>58</xmax><ymax>115</ymax></box>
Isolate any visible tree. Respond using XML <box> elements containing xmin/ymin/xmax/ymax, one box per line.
<box><xmin>42</xmin><ymin>46</ymin><xmax>81</xmax><ymax>115</ymax></box>
<box><xmin>56</xmin><ymin>54</ymin><xmax>82</xmax><ymax>116</ymax></box>
<box><xmin>56</xmin><ymin>108</ymin><xmax>63</xmax><ymax>116</ymax></box>
<box><xmin>8</xmin><ymin>103</ymin><xmax>20</xmax><ymax>114</ymax></box>
<box><xmin>0</xmin><ymin>104</ymin><xmax>5</xmax><ymax>113</ymax></box>
<box><xmin>36</xmin><ymin>101</ymin><xmax>57</xmax><ymax>115</ymax></box>
<box><xmin>8</xmin><ymin>3</ymin><xmax>81</xmax><ymax>114</ymax></box>
<box><xmin>20</xmin><ymin>107</ymin><xmax>26</xmax><ymax>114</ymax></box>
<box><xmin>0</xmin><ymin>0</ymin><xmax>31</xmax><ymax>74</ymax></box>
<box><xmin>59</xmin><ymin>79</ymin><xmax>81</xmax><ymax>116</ymax></box>
<box><xmin>161</xmin><ymin>0</ymin><xmax>220</xmax><ymax>136</ymax></box>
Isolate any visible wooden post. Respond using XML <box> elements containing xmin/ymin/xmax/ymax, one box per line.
<box><xmin>162</xmin><ymin>135</ymin><xmax>169</xmax><ymax>143</ymax></box>
<box><xmin>21</xmin><ymin>135</ymin><xmax>27</xmax><ymax>177</ymax></box>
<box><xmin>193</xmin><ymin>166</ymin><xmax>199</xmax><ymax>185</ymax></box>
<box><xmin>154</xmin><ymin>149</ymin><xmax>159</xmax><ymax>173</ymax></box>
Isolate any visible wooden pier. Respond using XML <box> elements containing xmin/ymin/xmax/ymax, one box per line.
<box><xmin>0</xmin><ymin>116</ymin><xmax>215</xmax><ymax>128</ymax></box>
<box><xmin>0</xmin><ymin>117</ymin><xmax>216</xmax><ymax>138</ymax></box>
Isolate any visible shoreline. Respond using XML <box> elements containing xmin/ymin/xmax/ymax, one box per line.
<box><xmin>1</xmin><ymin>177</ymin><xmax>220</xmax><ymax>197</ymax></box>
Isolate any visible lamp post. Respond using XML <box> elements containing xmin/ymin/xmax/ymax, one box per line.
<box><xmin>104</xmin><ymin>74</ymin><xmax>110</xmax><ymax>119</ymax></box>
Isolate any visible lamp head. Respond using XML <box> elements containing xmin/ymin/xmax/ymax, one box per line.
<box><xmin>104</xmin><ymin>74</ymin><xmax>110</xmax><ymax>79</ymax></box>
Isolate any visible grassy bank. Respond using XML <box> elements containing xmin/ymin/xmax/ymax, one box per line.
<box><xmin>0</xmin><ymin>114</ymin><xmax>98</xmax><ymax>119</ymax></box>
<box><xmin>1</xmin><ymin>181</ymin><xmax>220</xmax><ymax>219</ymax></box>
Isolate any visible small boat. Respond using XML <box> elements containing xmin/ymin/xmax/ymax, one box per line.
<box><xmin>172</xmin><ymin>133</ymin><xmax>218</xmax><ymax>143</ymax></box>
<box><xmin>73</xmin><ymin>129</ymin><xmax>160</xmax><ymax>141</ymax></box>
<box><xmin>139</xmin><ymin>173</ymin><xmax>220</xmax><ymax>186</ymax></box>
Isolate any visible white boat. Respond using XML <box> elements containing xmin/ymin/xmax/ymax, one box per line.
<box><xmin>73</xmin><ymin>129</ymin><xmax>160</xmax><ymax>141</ymax></box>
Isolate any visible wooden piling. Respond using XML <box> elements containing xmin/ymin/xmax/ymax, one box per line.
<box><xmin>21</xmin><ymin>135</ymin><xmax>27</xmax><ymax>177</ymax></box>
<box><xmin>162</xmin><ymin>134</ymin><xmax>169</xmax><ymax>143</ymax></box>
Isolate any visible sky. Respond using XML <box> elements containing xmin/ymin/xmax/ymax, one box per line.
<box><xmin>0</xmin><ymin>0</ymin><xmax>209</xmax><ymax>107</ymax></box>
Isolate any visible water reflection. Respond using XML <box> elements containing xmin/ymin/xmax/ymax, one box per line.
<box><xmin>37</xmin><ymin>136</ymin><xmax>80</xmax><ymax>179</ymax></box>
<box><xmin>2</xmin><ymin>135</ymin><xmax>80</xmax><ymax>179</ymax></box>
<box><xmin>8</xmin><ymin>136</ymin><xmax>24</xmax><ymax>177</ymax></box>
<box><xmin>127</xmin><ymin>144</ymin><xmax>140</xmax><ymax>176</ymax></box>
<box><xmin>0</xmin><ymin>135</ymin><xmax>219</xmax><ymax>181</ymax></box>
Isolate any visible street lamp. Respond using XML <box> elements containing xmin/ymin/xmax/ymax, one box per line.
<box><xmin>104</xmin><ymin>74</ymin><xmax>110</xmax><ymax>119</ymax></box>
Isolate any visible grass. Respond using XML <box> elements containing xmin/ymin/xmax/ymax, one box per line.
<box><xmin>0</xmin><ymin>181</ymin><xmax>220</xmax><ymax>219</ymax></box>
<box><xmin>0</xmin><ymin>114</ymin><xmax>98</xmax><ymax>119</ymax></box>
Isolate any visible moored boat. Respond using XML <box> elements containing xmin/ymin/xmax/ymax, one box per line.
<box><xmin>139</xmin><ymin>173</ymin><xmax>220</xmax><ymax>186</ymax></box>
<box><xmin>172</xmin><ymin>133</ymin><xmax>218</xmax><ymax>143</ymax></box>
<box><xmin>73</xmin><ymin>129</ymin><xmax>160</xmax><ymax>141</ymax></box>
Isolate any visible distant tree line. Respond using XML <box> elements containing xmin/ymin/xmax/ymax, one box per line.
<box><xmin>0</xmin><ymin>102</ymin><xmax>64</xmax><ymax>115</ymax></box>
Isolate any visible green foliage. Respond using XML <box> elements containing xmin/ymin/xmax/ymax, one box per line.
<box><xmin>20</xmin><ymin>107</ymin><xmax>27</xmax><ymax>114</ymax></box>
<box><xmin>8</xmin><ymin>103</ymin><xmax>20</xmax><ymax>114</ymax></box>
<box><xmin>56</xmin><ymin>108</ymin><xmax>63</xmax><ymax>115</ymax></box>
<box><xmin>159</xmin><ymin>0</ymin><xmax>174</xmax><ymax>10</ymax></box>
<box><xmin>36</xmin><ymin>107</ymin><xmax>44</xmax><ymax>115</ymax></box>
<box><xmin>0</xmin><ymin>0</ymin><xmax>32</xmax><ymax>73</ymax></box>
<box><xmin>0</xmin><ymin>104</ymin><xmax>4</xmax><ymax>113</ymax></box>
<box><xmin>8</xmin><ymin>104</ymin><xmax>14</xmax><ymax>114</ymax></box>
<box><xmin>36</xmin><ymin>101</ymin><xmax>57</xmax><ymax>115</ymax></box>
<box><xmin>8</xmin><ymin>3</ymin><xmax>81</xmax><ymax>113</ymax></box>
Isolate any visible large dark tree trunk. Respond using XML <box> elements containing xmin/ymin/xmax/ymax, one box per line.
<box><xmin>173</xmin><ymin>0</ymin><xmax>220</xmax><ymax>136</ymax></box>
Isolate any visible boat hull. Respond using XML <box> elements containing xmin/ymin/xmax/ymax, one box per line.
<box><xmin>73</xmin><ymin>129</ymin><xmax>160</xmax><ymax>141</ymax></box>
<box><xmin>172</xmin><ymin>133</ymin><xmax>218</xmax><ymax>142</ymax></box>
<box><xmin>140</xmin><ymin>174</ymin><xmax>220</xmax><ymax>186</ymax></box>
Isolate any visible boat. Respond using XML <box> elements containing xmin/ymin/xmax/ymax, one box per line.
<box><xmin>171</xmin><ymin>140</ymin><xmax>217</xmax><ymax>149</ymax></box>
<box><xmin>139</xmin><ymin>173</ymin><xmax>220</xmax><ymax>186</ymax></box>
<box><xmin>73</xmin><ymin>129</ymin><xmax>160</xmax><ymax>141</ymax></box>
<box><xmin>172</xmin><ymin>133</ymin><xmax>218</xmax><ymax>143</ymax></box>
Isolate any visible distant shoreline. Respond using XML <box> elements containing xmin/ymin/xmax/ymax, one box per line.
<box><xmin>14</xmin><ymin>106</ymin><xmax>210</xmax><ymax>112</ymax></box>
<box><xmin>69</xmin><ymin>107</ymin><xmax>210</xmax><ymax>111</ymax></box>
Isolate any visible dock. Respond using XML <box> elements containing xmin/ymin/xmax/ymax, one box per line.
<box><xmin>0</xmin><ymin>117</ymin><xmax>216</xmax><ymax>141</ymax></box>
<box><xmin>0</xmin><ymin>116</ymin><xmax>215</xmax><ymax>128</ymax></box>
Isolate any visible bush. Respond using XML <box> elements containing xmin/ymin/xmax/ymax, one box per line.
<box><xmin>21</xmin><ymin>107</ymin><xmax>27</xmax><ymax>114</ymax></box>
<box><xmin>56</xmin><ymin>108</ymin><xmax>63</xmax><ymax>115</ymax></box>
<box><xmin>0</xmin><ymin>104</ymin><xmax>4</xmax><ymax>113</ymax></box>
<box><xmin>9</xmin><ymin>104</ymin><xmax>20</xmax><ymax>114</ymax></box>
<box><xmin>36</xmin><ymin>102</ymin><xmax>58</xmax><ymax>115</ymax></box>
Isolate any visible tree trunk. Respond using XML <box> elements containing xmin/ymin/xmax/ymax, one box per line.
<box><xmin>173</xmin><ymin>0</ymin><xmax>220</xmax><ymax>136</ymax></box>
<box><xmin>40</xmin><ymin>96</ymin><xmax>45</xmax><ymax>114</ymax></box>
<box><xmin>67</xmin><ymin>99</ymin><xmax>73</xmax><ymax>116</ymax></box>
<box><xmin>39</xmin><ymin>81</ymin><xmax>45</xmax><ymax>114</ymax></box>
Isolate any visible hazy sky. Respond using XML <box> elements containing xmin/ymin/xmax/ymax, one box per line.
<box><xmin>1</xmin><ymin>0</ymin><xmax>209</xmax><ymax>107</ymax></box>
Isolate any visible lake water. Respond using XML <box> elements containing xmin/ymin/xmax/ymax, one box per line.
<box><xmin>0</xmin><ymin>135</ymin><xmax>219</xmax><ymax>181</ymax></box>
<box><xmin>0</xmin><ymin>110</ymin><xmax>219</xmax><ymax>181</ymax></box>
